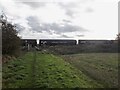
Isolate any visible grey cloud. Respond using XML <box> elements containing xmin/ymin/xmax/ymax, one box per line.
<box><xmin>62</xmin><ymin>19</ymin><xmax>71</xmax><ymax>23</ymax></box>
<box><xmin>58</xmin><ymin>2</ymin><xmax>76</xmax><ymax>17</ymax></box>
<box><xmin>27</xmin><ymin>16</ymin><xmax>42</xmax><ymax>33</ymax></box>
<box><xmin>79</xmin><ymin>0</ymin><xmax>95</xmax><ymax>3</ymax></box>
<box><xmin>60</xmin><ymin>34</ymin><xmax>73</xmax><ymax>38</ymax></box>
<box><xmin>26</xmin><ymin>16</ymin><xmax>88</xmax><ymax>37</ymax></box>
<box><xmin>76</xmin><ymin>34</ymin><xmax>84</xmax><ymax>37</ymax></box>
<box><xmin>41</xmin><ymin>23</ymin><xmax>87</xmax><ymax>34</ymax></box>
<box><xmin>85</xmin><ymin>8</ymin><xmax>94</xmax><ymax>12</ymax></box>
<box><xmin>58</xmin><ymin>0</ymin><xmax>94</xmax><ymax>17</ymax></box>
<box><xmin>58</xmin><ymin>2</ymin><xmax>77</xmax><ymax>9</ymax></box>
<box><xmin>21</xmin><ymin>2</ymin><xmax>46</xmax><ymax>8</ymax></box>
<box><xmin>66</xmin><ymin>10</ymin><xmax>74</xmax><ymax>17</ymax></box>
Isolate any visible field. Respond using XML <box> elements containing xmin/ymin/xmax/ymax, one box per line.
<box><xmin>2</xmin><ymin>52</ymin><xmax>118</xmax><ymax>88</ymax></box>
<box><xmin>62</xmin><ymin>53</ymin><xmax>118</xmax><ymax>88</ymax></box>
<box><xmin>2</xmin><ymin>52</ymin><xmax>102</xmax><ymax>88</ymax></box>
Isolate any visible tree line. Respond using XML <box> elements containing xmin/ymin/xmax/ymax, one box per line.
<box><xmin>1</xmin><ymin>13</ymin><xmax>21</xmax><ymax>56</ymax></box>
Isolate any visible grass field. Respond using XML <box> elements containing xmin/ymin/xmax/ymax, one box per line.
<box><xmin>2</xmin><ymin>52</ymin><xmax>103</xmax><ymax>88</ymax></box>
<box><xmin>62</xmin><ymin>53</ymin><xmax>118</xmax><ymax>88</ymax></box>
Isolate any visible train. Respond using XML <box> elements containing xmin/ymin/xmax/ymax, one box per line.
<box><xmin>39</xmin><ymin>39</ymin><xmax>77</xmax><ymax>46</ymax></box>
<box><xmin>78</xmin><ymin>40</ymin><xmax>115</xmax><ymax>45</ymax></box>
<box><xmin>21</xmin><ymin>39</ymin><xmax>37</xmax><ymax>47</ymax></box>
<box><xmin>21</xmin><ymin>39</ymin><xmax>118</xmax><ymax>47</ymax></box>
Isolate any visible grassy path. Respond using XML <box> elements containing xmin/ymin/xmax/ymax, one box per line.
<box><xmin>3</xmin><ymin>52</ymin><xmax>103</xmax><ymax>88</ymax></box>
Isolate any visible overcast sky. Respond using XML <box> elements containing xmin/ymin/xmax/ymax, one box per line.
<box><xmin>0</xmin><ymin>0</ymin><xmax>119</xmax><ymax>40</ymax></box>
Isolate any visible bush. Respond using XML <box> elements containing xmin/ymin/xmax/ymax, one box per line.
<box><xmin>1</xmin><ymin>20</ymin><xmax>21</xmax><ymax>56</ymax></box>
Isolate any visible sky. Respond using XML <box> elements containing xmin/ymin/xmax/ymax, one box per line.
<box><xmin>0</xmin><ymin>0</ymin><xmax>119</xmax><ymax>40</ymax></box>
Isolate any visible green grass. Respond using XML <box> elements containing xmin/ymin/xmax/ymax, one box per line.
<box><xmin>2</xmin><ymin>52</ymin><xmax>103</xmax><ymax>88</ymax></box>
<box><xmin>62</xmin><ymin>53</ymin><xmax>118</xmax><ymax>88</ymax></box>
<box><xmin>0</xmin><ymin>56</ymin><xmax>2</xmax><ymax>89</ymax></box>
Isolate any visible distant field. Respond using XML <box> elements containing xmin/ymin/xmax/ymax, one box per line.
<box><xmin>2</xmin><ymin>52</ymin><xmax>102</xmax><ymax>88</ymax></box>
<box><xmin>62</xmin><ymin>53</ymin><xmax>118</xmax><ymax>88</ymax></box>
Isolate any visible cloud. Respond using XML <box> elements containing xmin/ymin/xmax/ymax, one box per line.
<box><xmin>26</xmin><ymin>16</ymin><xmax>88</xmax><ymax>37</ymax></box>
<box><xmin>26</xmin><ymin>16</ymin><xmax>42</xmax><ymax>33</ymax></box>
<box><xmin>85</xmin><ymin>8</ymin><xmax>94</xmax><ymax>12</ymax></box>
<box><xmin>76</xmin><ymin>34</ymin><xmax>85</xmax><ymax>37</ymax></box>
<box><xmin>21</xmin><ymin>2</ymin><xmax>46</xmax><ymax>8</ymax></box>
<box><xmin>40</xmin><ymin>23</ymin><xmax>88</xmax><ymax>34</ymax></box>
<box><xmin>58</xmin><ymin>0</ymin><xmax>95</xmax><ymax>17</ymax></box>
<box><xmin>60</xmin><ymin>34</ymin><xmax>73</xmax><ymax>38</ymax></box>
<box><xmin>62</xmin><ymin>19</ymin><xmax>72</xmax><ymax>23</ymax></box>
<box><xmin>58</xmin><ymin>2</ymin><xmax>76</xmax><ymax>17</ymax></box>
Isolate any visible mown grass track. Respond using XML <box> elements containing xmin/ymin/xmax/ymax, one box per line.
<box><xmin>2</xmin><ymin>51</ymin><xmax>103</xmax><ymax>88</ymax></box>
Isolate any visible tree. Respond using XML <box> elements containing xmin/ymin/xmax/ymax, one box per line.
<box><xmin>1</xmin><ymin>13</ymin><xmax>21</xmax><ymax>56</ymax></box>
<box><xmin>116</xmin><ymin>33</ymin><xmax>120</xmax><ymax>40</ymax></box>
<box><xmin>116</xmin><ymin>33</ymin><xmax>120</xmax><ymax>52</ymax></box>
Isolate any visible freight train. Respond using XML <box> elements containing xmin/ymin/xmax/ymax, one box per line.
<box><xmin>39</xmin><ymin>39</ymin><xmax>77</xmax><ymax>46</ymax></box>
<box><xmin>21</xmin><ymin>39</ymin><xmax>37</xmax><ymax>47</ymax></box>
<box><xmin>21</xmin><ymin>39</ymin><xmax>117</xmax><ymax>46</ymax></box>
